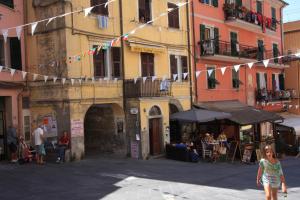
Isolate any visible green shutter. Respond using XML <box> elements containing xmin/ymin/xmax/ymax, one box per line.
<box><xmin>272</xmin><ymin>74</ymin><xmax>276</xmax><ymax>90</ymax></box>
<box><xmin>236</xmin><ymin>0</ymin><xmax>242</xmax><ymax>7</ymax></box>
<box><xmin>273</xmin><ymin>43</ymin><xmax>278</xmax><ymax>63</ymax></box>
<box><xmin>214</xmin><ymin>27</ymin><xmax>219</xmax><ymax>54</ymax></box>
<box><xmin>257</xmin><ymin>1</ymin><xmax>262</xmax><ymax>14</ymax></box>
<box><xmin>200</xmin><ymin>24</ymin><xmax>206</xmax><ymax>55</ymax></box>
<box><xmin>256</xmin><ymin>73</ymin><xmax>260</xmax><ymax>89</ymax></box>
<box><xmin>264</xmin><ymin>73</ymin><xmax>268</xmax><ymax>89</ymax></box>
<box><xmin>230</xmin><ymin>32</ymin><xmax>238</xmax><ymax>56</ymax></box>
<box><xmin>279</xmin><ymin>74</ymin><xmax>285</xmax><ymax>90</ymax></box>
<box><xmin>213</xmin><ymin>0</ymin><xmax>218</xmax><ymax>7</ymax></box>
<box><xmin>258</xmin><ymin>40</ymin><xmax>264</xmax><ymax>60</ymax></box>
<box><xmin>271</xmin><ymin>7</ymin><xmax>276</xmax><ymax>19</ymax></box>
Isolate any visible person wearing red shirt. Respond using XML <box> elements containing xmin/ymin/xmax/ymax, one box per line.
<box><xmin>56</xmin><ymin>131</ymin><xmax>70</xmax><ymax>163</ymax></box>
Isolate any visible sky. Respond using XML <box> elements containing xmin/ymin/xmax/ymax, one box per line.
<box><xmin>283</xmin><ymin>0</ymin><xmax>300</xmax><ymax>23</ymax></box>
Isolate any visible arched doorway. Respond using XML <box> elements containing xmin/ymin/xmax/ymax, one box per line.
<box><xmin>84</xmin><ymin>104</ymin><xmax>125</xmax><ymax>156</ymax></box>
<box><xmin>148</xmin><ymin>106</ymin><xmax>163</xmax><ymax>156</ymax></box>
<box><xmin>169</xmin><ymin>103</ymin><xmax>181</xmax><ymax>143</ymax></box>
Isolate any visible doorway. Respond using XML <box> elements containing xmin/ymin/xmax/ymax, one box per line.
<box><xmin>148</xmin><ymin>106</ymin><xmax>163</xmax><ymax>156</ymax></box>
<box><xmin>0</xmin><ymin>97</ymin><xmax>6</xmax><ymax>160</ymax></box>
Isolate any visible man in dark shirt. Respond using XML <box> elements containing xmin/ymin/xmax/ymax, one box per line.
<box><xmin>56</xmin><ymin>131</ymin><xmax>70</xmax><ymax>163</ymax></box>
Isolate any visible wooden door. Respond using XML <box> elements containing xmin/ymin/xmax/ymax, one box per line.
<box><xmin>149</xmin><ymin>118</ymin><xmax>162</xmax><ymax>155</ymax></box>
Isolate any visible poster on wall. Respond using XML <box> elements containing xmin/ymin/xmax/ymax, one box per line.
<box><xmin>71</xmin><ymin>119</ymin><xmax>84</xmax><ymax>137</ymax></box>
<box><xmin>42</xmin><ymin>115</ymin><xmax>58</xmax><ymax>138</ymax></box>
<box><xmin>131</xmin><ymin>141</ymin><xmax>139</xmax><ymax>159</ymax></box>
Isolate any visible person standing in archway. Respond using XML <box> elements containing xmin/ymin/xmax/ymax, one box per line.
<box><xmin>33</xmin><ymin>124</ymin><xmax>45</xmax><ymax>164</ymax></box>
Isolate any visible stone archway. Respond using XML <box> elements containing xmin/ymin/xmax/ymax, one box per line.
<box><xmin>84</xmin><ymin>103</ymin><xmax>125</xmax><ymax>156</ymax></box>
<box><xmin>148</xmin><ymin>106</ymin><xmax>163</xmax><ymax>156</ymax></box>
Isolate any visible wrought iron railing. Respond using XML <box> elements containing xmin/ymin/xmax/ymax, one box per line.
<box><xmin>124</xmin><ymin>78</ymin><xmax>171</xmax><ymax>98</ymax></box>
<box><xmin>255</xmin><ymin>89</ymin><xmax>292</xmax><ymax>102</ymax></box>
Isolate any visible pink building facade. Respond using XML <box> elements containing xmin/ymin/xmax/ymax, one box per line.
<box><xmin>0</xmin><ymin>0</ymin><xmax>28</xmax><ymax>160</ymax></box>
<box><xmin>192</xmin><ymin>0</ymin><xmax>289</xmax><ymax>111</ymax></box>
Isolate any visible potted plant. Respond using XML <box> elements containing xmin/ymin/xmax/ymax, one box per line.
<box><xmin>223</xmin><ymin>3</ymin><xmax>236</xmax><ymax>20</ymax></box>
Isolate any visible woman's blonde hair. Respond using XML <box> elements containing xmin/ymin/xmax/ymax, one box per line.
<box><xmin>263</xmin><ymin>145</ymin><xmax>276</xmax><ymax>159</ymax></box>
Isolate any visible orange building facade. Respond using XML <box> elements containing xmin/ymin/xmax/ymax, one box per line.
<box><xmin>192</xmin><ymin>0</ymin><xmax>289</xmax><ymax>110</ymax></box>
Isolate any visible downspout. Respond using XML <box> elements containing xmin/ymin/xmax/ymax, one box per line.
<box><xmin>186</xmin><ymin>0</ymin><xmax>193</xmax><ymax>108</ymax></box>
<box><xmin>280</xmin><ymin>6</ymin><xmax>284</xmax><ymax>55</ymax></box>
<box><xmin>191</xmin><ymin>0</ymin><xmax>198</xmax><ymax>103</ymax></box>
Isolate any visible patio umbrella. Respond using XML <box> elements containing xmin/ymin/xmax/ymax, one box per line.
<box><xmin>170</xmin><ymin>109</ymin><xmax>231</xmax><ymax>123</ymax></box>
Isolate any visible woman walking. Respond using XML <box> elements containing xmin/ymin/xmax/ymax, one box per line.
<box><xmin>257</xmin><ymin>145</ymin><xmax>287</xmax><ymax>200</ymax></box>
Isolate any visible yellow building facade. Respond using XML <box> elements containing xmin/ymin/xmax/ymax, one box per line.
<box><xmin>26</xmin><ymin>0</ymin><xmax>191</xmax><ymax>160</ymax></box>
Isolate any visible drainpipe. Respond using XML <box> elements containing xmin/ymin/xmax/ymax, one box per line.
<box><xmin>280</xmin><ymin>6</ymin><xmax>284</xmax><ymax>55</ymax></box>
<box><xmin>186</xmin><ymin>0</ymin><xmax>193</xmax><ymax>108</ymax></box>
<box><xmin>191</xmin><ymin>0</ymin><xmax>198</xmax><ymax>103</ymax></box>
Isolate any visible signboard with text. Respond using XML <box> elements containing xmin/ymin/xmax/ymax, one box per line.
<box><xmin>71</xmin><ymin>119</ymin><xmax>84</xmax><ymax>137</ymax></box>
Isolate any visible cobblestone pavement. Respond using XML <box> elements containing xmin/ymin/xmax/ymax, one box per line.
<box><xmin>0</xmin><ymin>156</ymin><xmax>299</xmax><ymax>200</ymax></box>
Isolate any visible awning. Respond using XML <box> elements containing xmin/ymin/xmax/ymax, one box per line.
<box><xmin>170</xmin><ymin>109</ymin><xmax>231</xmax><ymax>123</ymax></box>
<box><xmin>195</xmin><ymin>101</ymin><xmax>283</xmax><ymax>125</ymax></box>
<box><xmin>127</xmin><ymin>41</ymin><xmax>165</xmax><ymax>54</ymax></box>
<box><xmin>278</xmin><ymin>113</ymin><xmax>300</xmax><ymax>136</ymax></box>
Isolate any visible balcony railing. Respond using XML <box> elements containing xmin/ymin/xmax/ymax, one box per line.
<box><xmin>124</xmin><ymin>78</ymin><xmax>171</xmax><ymax>98</ymax></box>
<box><xmin>223</xmin><ymin>3</ymin><xmax>277</xmax><ymax>32</ymax></box>
<box><xmin>255</xmin><ymin>89</ymin><xmax>292</xmax><ymax>102</ymax></box>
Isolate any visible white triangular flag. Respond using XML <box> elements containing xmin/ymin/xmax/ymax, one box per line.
<box><xmin>10</xmin><ymin>69</ymin><xmax>16</xmax><ymax>76</ymax></box>
<box><xmin>71</xmin><ymin>79</ymin><xmax>75</xmax><ymax>85</ymax></box>
<box><xmin>289</xmin><ymin>105</ymin><xmax>293</xmax><ymax>109</ymax></box>
<box><xmin>296</xmin><ymin>105</ymin><xmax>299</xmax><ymax>109</ymax></box>
<box><xmin>46</xmin><ymin>17</ymin><xmax>56</xmax><ymax>26</ymax></box>
<box><xmin>152</xmin><ymin>76</ymin><xmax>156</xmax><ymax>82</ymax></box>
<box><xmin>220</xmin><ymin>67</ymin><xmax>226</xmax><ymax>75</ymax></box>
<box><xmin>62</xmin><ymin>78</ymin><xmax>66</xmax><ymax>85</ymax></box>
<box><xmin>114</xmin><ymin>78</ymin><xmax>118</xmax><ymax>83</ymax></box>
<box><xmin>44</xmin><ymin>76</ymin><xmax>48</xmax><ymax>83</ymax></box>
<box><xmin>84</xmin><ymin>7</ymin><xmax>94</xmax><ymax>17</ymax></box>
<box><xmin>177</xmin><ymin>2</ymin><xmax>186</xmax><ymax>7</ymax></box>
<box><xmin>162</xmin><ymin>75</ymin><xmax>167</xmax><ymax>81</ymax></box>
<box><xmin>173</xmin><ymin>74</ymin><xmax>178</xmax><ymax>81</ymax></box>
<box><xmin>271</xmin><ymin>103</ymin><xmax>274</xmax><ymax>106</ymax></box>
<box><xmin>247</xmin><ymin>62</ymin><xmax>254</xmax><ymax>69</ymax></box>
<box><xmin>277</xmin><ymin>56</ymin><xmax>284</xmax><ymax>59</ymax></box>
<box><xmin>91</xmin><ymin>77</ymin><xmax>95</xmax><ymax>83</ymax></box>
<box><xmin>16</xmin><ymin>26</ymin><xmax>22</xmax><ymax>40</ymax></box>
<box><xmin>0</xmin><ymin>66</ymin><xmax>3</xmax><ymax>72</ymax></box>
<box><xmin>143</xmin><ymin>77</ymin><xmax>147</xmax><ymax>83</ymax></box>
<box><xmin>22</xmin><ymin>71</ymin><xmax>27</xmax><ymax>79</ymax></box>
<box><xmin>295</xmin><ymin>52</ymin><xmax>300</xmax><ymax>57</ymax></box>
<box><xmin>130</xmin><ymin>30</ymin><xmax>136</xmax><ymax>35</ymax></box>
<box><xmin>33</xmin><ymin>74</ymin><xmax>38</xmax><ymax>81</ymax></box>
<box><xmin>78</xmin><ymin>79</ymin><xmax>82</xmax><ymax>85</ymax></box>
<box><xmin>53</xmin><ymin>77</ymin><xmax>57</xmax><ymax>83</ymax></box>
<box><xmin>134</xmin><ymin>77</ymin><xmax>138</xmax><ymax>84</ymax></box>
<box><xmin>2</xmin><ymin>29</ymin><xmax>8</xmax><ymax>43</ymax></box>
<box><xmin>167</xmin><ymin>8</ymin><xmax>174</xmax><ymax>12</ymax></box>
<box><xmin>196</xmin><ymin>71</ymin><xmax>201</xmax><ymax>78</ymax></box>
<box><xmin>31</xmin><ymin>22</ymin><xmax>38</xmax><ymax>35</ymax></box>
<box><xmin>105</xmin><ymin>1</ymin><xmax>110</xmax><ymax>8</ymax></box>
<box><xmin>183</xmin><ymin>72</ymin><xmax>188</xmax><ymax>79</ymax></box>
<box><xmin>234</xmin><ymin>65</ymin><xmax>240</xmax><ymax>72</ymax></box>
<box><xmin>263</xmin><ymin>59</ymin><xmax>269</xmax><ymax>68</ymax></box>
<box><xmin>207</xmin><ymin>69</ymin><xmax>213</xmax><ymax>77</ymax></box>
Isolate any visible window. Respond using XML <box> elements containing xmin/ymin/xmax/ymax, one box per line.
<box><xmin>200</xmin><ymin>0</ymin><xmax>218</xmax><ymax>7</ymax></box>
<box><xmin>257</xmin><ymin>40</ymin><xmax>264</xmax><ymax>60</ymax></box>
<box><xmin>271</xmin><ymin>7</ymin><xmax>276</xmax><ymax>20</ymax></box>
<box><xmin>90</xmin><ymin>0</ymin><xmax>109</xmax><ymax>16</ymax></box>
<box><xmin>207</xmin><ymin>66</ymin><xmax>217</xmax><ymax>89</ymax></box>
<box><xmin>22</xmin><ymin>97</ymin><xmax>30</xmax><ymax>109</ymax></box>
<box><xmin>93</xmin><ymin>46</ymin><xmax>121</xmax><ymax>78</ymax></box>
<box><xmin>0</xmin><ymin>38</ymin><xmax>4</xmax><ymax>66</ymax></box>
<box><xmin>141</xmin><ymin>52</ymin><xmax>154</xmax><ymax>77</ymax></box>
<box><xmin>200</xmin><ymin>25</ymin><xmax>219</xmax><ymax>55</ymax></box>
<box><xmin>256</xmin><ymin>1</ymin><xmax>262</xmax><ymax>14</ymax></box>
<box><xmin>168</xmin><ymin>3</ymin><xmax>179</xmax><ymax>29</ymax></box>
<box><xmin>0</xmin><ymin>0</ymin><xmax>14</xmax><ymax>8</ymax></box>
<box><xmin>10</xmin><ymin>37</ymin><xmax>21</xmax><ymax>70</ymax></box>
<box><xmin>273</xmin><ymin>43</ymin><xmax>279</xmax><ymax>63</ymax></box>
<box><xmin>139</xmin><ymin>0</ymin><xmax>152</xmax><ymax>23</ymax></box>
<box><xmin>169</xmin><ymin>55</ymin><xmax>188</xmax><ymax>81</ymax></box>
<box><xmin>230</xmin><ymin>32</ymin><xmax>238</xmax><ymax>56</ymax></box>
<box><xmin>256</xmin><ymin>72</ymin><xmax>267</xmax><ymax>89</ymax></box>
<box><xmin>232</xmin><ymin>69</ymin><xmax>240</xmax><ymax>89</ymax></box>
<box><xmin>23</xmin><ymin>115</ymin><xmax>31</xmax><ymax>141</ymax></box>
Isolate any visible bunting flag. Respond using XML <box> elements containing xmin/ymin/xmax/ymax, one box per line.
<box><xmin>22</xmin><ymin>71</ymin><xmax>27</xmax><ymax>79</ymax></box>
<box><xmin>263</xmin><ymin>59</ymin><xmax>270</xmax><ymax>68</ymax></box>
<box><xmin>134</xmin><ymin>77</ymin><xmax>138</xmax><ymax>84</ymax></box>
<box><xmin>289</xmin><ymin>105</ymin><xmax>293</xmax><ymax>109</ymax></box>
<box><xmin>295</xmin><ymin>52</ymin><xmax>300</xmax><ymax>57</ymax></box>
<box><xmin>114</xmin><ymin>78</ymin><xmax>118</xmax><ymax>83</ymax></box>
<box><xmin>62</xmin><ymin>78</ymin><xmax>66</xmax><ymax>85</ymax></box>
<box><xmin>0</xmin><ymin>66</ymin><xmax>3</xmax><ymax>72</ymax></box>
<box><xmin>234</xmin><ymin>65</ymin><xmax>240</xmax><ymax>72</ymax></box>
<box><xmin>84</xmin><ymin>7</ymin><xmax>94</xmax><ymax>17</ymax></box>
<box><xmin>152</xmin><ymin>76</ymin><xmax>156</xmax><ymax>82</ymax></box>
<box><xmin>16</xmin><ymin>26</ymin><xmax>22</xmax><ymax>40</ymax></box>
<box><xmin>46</xmin><ymin>17</ymin><xmax>56</xmax><ymax>26</ymax></box>
<box><xmin>78</xmin><ymin>79</ymin><xmax>82</xmax><ymax>85</ymax></box>
<box><xmin>130</xmin><ymin>29</ymin><xmax>136</xmax><ymax>35</ymax></box>
<box><xmin>196</xmin><ymin>71</ymin><xmax>201</xmax><ymax>78</ymax></box>
<box><xmin>71</xmin><ymin>79</ymin><xmax>75</xmax><ymax>85</ymax></box>
<box><xmin>53</xmin><ymin>77</ymin><xmax>57</xmax><ymax>83</ymax></box>
<box><xmin>207</xmin><ymin>69</ymin><xmax>213</xmax><ymax>77</ymax></box>
<box><xmin>2</xmin><ymin>29</ymin><xmax>8</xmax><ymax>43</ymax></box>
<box><xmin>44</xmin><ymin>76</ymin><xmax>48</xmax><ymax>83</ymax></box>
<box><xmin>91</xmin><ymin>77</ymin><xmax>95</xmax><ymax>83</ymax></box>
<box><xmin>143</xmin><ymin>77</ymin><xmax>147</xmax><ymax>83</ymax></box>
<box><xmin>162</xmin><ymin>75</ymin><xmax>167</xmax><ymax>81</ymax></box>
<box><xmin>296</xmin><ymin>105</ymin><xmax>299</xmax><ymax>109</ymax></box>
<box><xmin>173</xmin><ymin>74</ymin><xmax>178</xmax><ymax>81</ymax></box>
<box><xmin>33</xmin><ymin>74</ymin><xmax>38</xmax><ymax>81</ymax></box>
<box><xmin>10</xmin><ymin>69</ymin><xmax>16</xmax><ymax>76</ymax></box>
<box><xmin>31</xmin><ymin>22</ymin><xmax>38</xmax><ymax>35</ymax></box>
<box><xmin>183</xmin><ymin>72</ymin><xmax>188</xmax><ymax>79</ymax></box>
<box><xmin>220</xmin><ymin>67</ymin><xmax>226</xmax><ymax>75</ymax></box>
<box><xmin>247</xmin><ymin>62</ymin><xmax>254</xmax><ymax>69</ymax></box>
<box><xmin>123</xmin><ymin>34</ymin><xmax>129</xmax><ymax>41</ymax></box>
<box><xmin>167</xmin><ymin>8</ymin><xmax>174</xmax><ymax>12</ymax></box>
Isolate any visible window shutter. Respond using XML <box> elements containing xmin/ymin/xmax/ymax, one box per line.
<box><xmin>256</xmin><ymin>73</ymin><xmax>260</xmax><ymax>89</ymax></box>
<box><xmin>93</xmin><ymin>46</ymin><xmax>106</xmax><ymax>77</ymax></box>
<box><xmin>214</xmin><ymin>27</ymin><xmax>219</xmax><ymax>54</ymax></box>
<box><xmin>212</xmin><ymin>0</ymin><xmax>218</xmax><ymax>7</ymax></box>
<box><xmin>0</xmin><ymin>38</ymin><xmax>5</xmax><ymax>66</ymax></box>
<box><xmin>111</xmin><ymin>47</ymin><xmax>121</xmax><ymax>78</ymax></box>
<box><xmin>258</xmin><ymin>40</ymin><xmax>264</xmax><ymax>60</ymax></box>
<box><xmin>264</xmin><ymin>73</ymin><xmax>268</xmax><ymax>89</ymax></box>
<box><xmin>257</xmin><ymin>1</ymin><xmax>262</xmax><ymax>14</ymax></box>
<box><xmin>200</xmin><ymin>24</ymin><xmax>206</xmax><ymax>42</ymax></box>
<box><xmin>200</xmin><ymin>0</ymin><xmax>205</xmax><ymax>3</ymax></box>
<box><xmin>273</xmin><ymin>43</ymin><xmax>278</xmax><ymax>63</ymax></box>
<box><xmin>170</xmin><ymin>55</ymin><xmax>178</xmax><ymax>75</ymax></box>
<box><xmin>271</xmin><ymin>7</ymin><xmax>276</xmax><ymax>20</ymax></box>
<box><xmin>279</xmin><ymin>74</ymin><xmax>285</xmax><ymax>90</ymax></box>
<box><xmin>236</xmin><ymin>0</ymin><xmax>242</xmax><ymax>7</ymax></box>
<box><xmin>10</xmin><ymin>37</ymin><xmax>22</xmax><ymax>70</ymax></box>
<box><xmin>272</xmin><ymin>74</ymin><xmax>276</xmax><ymax>90</ymax></box>
<box><xmin>141</xmin><ymin>53</ymin><xmax>154</xmax><ymax>77</ymax></box>
<box><xmin>230</xmin><ymin>32</ymin><xmax>238</xmax><ymax>56</ymax></box>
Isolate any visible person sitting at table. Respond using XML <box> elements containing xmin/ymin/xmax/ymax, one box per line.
<box><xmin>56</xmin><ymin>131</ymin><xmax>70</xmax><ymax>163</ymax></box>
<box><xmin>218</xmin><ymin>131</ymin><xmax>229</xmax><ymax>148</ymax></box>
<box><xmin>203</xmin><ymin>133</ymin><xmax>214</xmax><ymax>151</ymax></box>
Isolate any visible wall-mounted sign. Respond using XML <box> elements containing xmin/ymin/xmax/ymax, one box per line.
<box><xmin>71</xmin><ymin>119</ymin><xmax>84</xmax><ymax>137</ymax></box>
<box><xmin>130</xmin><ymin>108</ymin><xmax>139</xmax><ymax>115</ymax></box>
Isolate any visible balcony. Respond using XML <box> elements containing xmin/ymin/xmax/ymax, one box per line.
<box><xmin>124</xmin><ymin>78</ymin><xmax>171</xmax><ymax>98</ymax></box>
<box><xmin>255</xmin><ymin>89</ymin><xmax>293</xmax><ymax>103</ymax></box>
<box><xmin>223</xmin><ymin>3</ymin><xmax>277</xmax><ymax>34</ymax></box>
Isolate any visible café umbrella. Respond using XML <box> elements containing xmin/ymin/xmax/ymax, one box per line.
<box><xmin>170</xmin><ymin>109</ymin><xmax>231</xmax><ymax>123</ymax></box>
